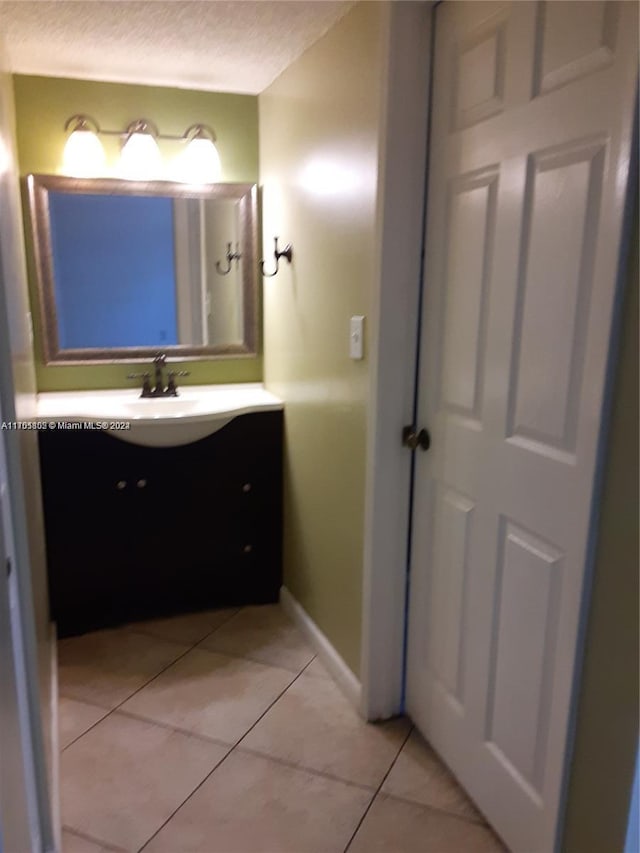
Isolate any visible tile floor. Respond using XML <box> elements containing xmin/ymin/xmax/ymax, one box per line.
<box><xmin>58</xmin><ymin>604</ymin><xmax>505</xmax><ymax>853</ymax></box>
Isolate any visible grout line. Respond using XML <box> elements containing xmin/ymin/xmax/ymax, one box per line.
<box><xmin>56</xmin><ymin>607</ymin><xmax>308</xmax><ymax>753</ymax></box>
<box><xmin>127</xmin><ymin>606</ymin><xmax>242</xmax><ymax>647</ymax></box>
<box><xmin>60</xmin><ymin>637</ymin><xmax>202</xmax><ymax>752</ymax></box>
<box><xmin>137</xmin><ymin>655</ymin><xmax>315</xmax><ymax>852</ymax></box>
<box><xmin>374</xmin><ymin>791</ymin><xmax>490</xmax><ymax>828</ymax></box>
<box><xmin>59</xmin><ymin>705</ymin><xmax>111</xmax><ymax>752</ymax></box>
<box><xmin>59</xmin><ymin>607</ymin><xmax>248</xmax><ymax>753</ymax></box>
<box><xmin>61</xmin><ymin>824</ymin><xmax>128</xmax><ymax>852</ymax></box>
<box><xmin>134</xmin><ymin>750</ymin><xmax>231</xmax><ymax>853</ymax></box>
<box><xmin>232</xmin><ymin>653</ymin><xmax>316</xmax><ymax>749</ymax></box>
<box><xmin>343</xmin><ymin>724</ymin><xmax>414</xmax><ymax>852</ymax></box>
<box><xmin>190</xmin><ymin>639</ymin><xmax>316</xmax><ymax>676</ymax></box>
<box><xmin>113</xmin><ymin>707</ymin><xmax>235</xmax><ymax>750</ymax></box>
<box><xmin>234</xmin><ymin>744</ymin><xmax>377</xmax><ymax>793</ymax></box>
<box><xmin>57</xmin><ymin>693</ymin><xmax>113</xmax><ymax>713</ymax></box>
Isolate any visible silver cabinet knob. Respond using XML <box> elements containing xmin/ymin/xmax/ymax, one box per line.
<box><xmin>136</xmin><ymin>479</ymin><xmax>147</xmax><ymax>489</ymax></box>
<box><xmin>116</xmin><ymin>480</ymin><xmax>127</xmax><ymax>490</ymax></box>
<box><xmin>243</xmin><ymin>544</ymin><xmax>253</xmax><ymax>554</ymax></box>
<box><xmin>242</xmin><ymin>483</ymin><xmax>252</xmax><ymax>493</ymax></box>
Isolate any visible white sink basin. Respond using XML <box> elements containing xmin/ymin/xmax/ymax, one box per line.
<box><xmin>35</xmin><ymin>384</ymin><xmax>283</xmax><ymax>447</ymax></box>
<box><xmin>120</xmin><ymin>397</ymin><xmax>201</xmax><ymax>418</ymax></box>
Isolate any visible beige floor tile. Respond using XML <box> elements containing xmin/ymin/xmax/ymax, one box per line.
<box><xmin>58</xmin><ymin>627</ymin><xmax>189</xmax><ymax>710</ymax></box>
<box><xmin>199</xmin><ymin>604</ymin><xmax>314</xmax><ymax>672</ymax></box>
<box><xmin>145</xmin><ymin>749</ymin><xmax>372</xmax><ymax>853</ymax></box>
<box><xmin>382</xmin><ymin>728</ymin><xmax>483</xmax><ymax>821</ymax></box>
<box><xmin>348</xmin><ymin>794</ymin><xmax>506</xmax><ymax>853</ymax></box>
<box><xmin>128</xmin><ymin>607</ymin><xmax>238</xmax><ymax>646</ymax></box>
<box><xmin>303</xmin><ymin>655</ymin><xmax>333</xmax><ymax>681</ymax></box>
<box><xmin>120</xmin><ymin>647</ymin><xmax>294</xmax><ymax>744</ymax></box>
<box><xmin>62</xmin><ymin>828</ymin><xmax>124</xmax><ymax>852</ymax></box>
<box><xmin>241</xmin><ymin>672</ymin><xmax>409</xmax><ymax>787</ymax></box>
<box><xmin>59</xmin><ymin>697</ymin><xmax>109</xmax><ymax>750</ymax></box>
<box><xmin>61</xmin><ymin>712</ymin><xmax>228</xmax><ymax>852</ymax></box>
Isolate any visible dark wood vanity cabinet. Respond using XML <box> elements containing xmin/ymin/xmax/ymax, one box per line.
<box><xmin>38</xmin><ymin>411</ymin><xmax>283</xmax><ymax>637</ymax></box>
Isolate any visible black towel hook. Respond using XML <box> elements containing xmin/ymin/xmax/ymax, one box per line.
<box><xmin>260</xmin><ymin>236</ymin><xmax>293</xmax><ymax>278</ymax></box>
<box><xmin>215</xmin><ymin>242</ymin><xmax>242</xmax><ymax>276</ymax></box>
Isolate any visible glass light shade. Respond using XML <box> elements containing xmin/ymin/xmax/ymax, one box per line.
<box><xmin>174</xmin><ymin>137</ymin><xmax>222</xmax><ymax>184</ymax></box>
<box><xmin>118</xmin><ymin>131</ymin><xmax>163</xmax><ymax>180</ymax></box>
<box><xmin>62</xmin><ymin>129</ymin><xmax>106</xmax><ymax>177</ymax></box>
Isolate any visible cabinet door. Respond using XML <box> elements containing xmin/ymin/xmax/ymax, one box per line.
<box><xmin>152</xmin><ymin>412</ymin><xmax>283</xmax><ymax>610</ymax></box>
<box><xmin>39</xmin><ymin>429</ymin><xmax>146</xmax><ymax>634</ymax></box>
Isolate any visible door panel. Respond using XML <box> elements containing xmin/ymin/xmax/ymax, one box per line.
<box><xmin>508</xmin><ymin>140</ymin><xmax>605</xmax><ymax>456</ymax></box>
<box><xmin>535</xmin><ymin>1</ymin><xmax>619</xmax><ymax>96</ymax></box>
<box><xmin>487</xmin><ymin>521</ymin><xmax>562</xmax><ymax>790</ymax></box>
<box><xmin>441</xmin><ymin>169</ymin><xmax>497</xmax><ymax>419</ymax></box>
<box><xmin>406</xmin><ymin>2</ymin><xmax>637</xmax><ymax>850</ymax></box>
<box><xmin>428</xmin><ymin>486</ymin><xmax>474</xmax><ymax>705</ymax></box>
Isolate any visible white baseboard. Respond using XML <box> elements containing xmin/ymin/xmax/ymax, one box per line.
<box><xmin>279</xmin><ymin>586</ymin><xmax>362</xmax><ymax>711</ymax></box>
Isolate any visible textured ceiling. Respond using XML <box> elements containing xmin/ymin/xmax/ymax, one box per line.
<box><xmin>0</xmin><ymin>1</ymin><xmax>353</xmax><ymax>94</ymax></box>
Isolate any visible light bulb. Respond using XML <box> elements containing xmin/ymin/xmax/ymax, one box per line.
<box><xmin>118</xmin><ymin>131</ymin><xmax>162</xmax><ymax>180</ymax></box>
<box><xmin>62</xmin><ymin>128</ymin><xmax>106</xmax><ymax>177</ymax></box>
<box><xmin>174</xmin><ymin>137</ymin><xmax>222</xmax><ymax>184</ymax></box>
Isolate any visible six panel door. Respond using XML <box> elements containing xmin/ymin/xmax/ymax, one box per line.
<box><xmin>406</xmin><ymin>2</ymin><xmax>638</xmax><ymax>850</ymax></box>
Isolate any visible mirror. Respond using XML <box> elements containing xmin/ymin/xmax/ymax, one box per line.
<box><xmin>27</xmin><ymin>174</ymin><xmax>258</xmax><ymax>363</ymax></box>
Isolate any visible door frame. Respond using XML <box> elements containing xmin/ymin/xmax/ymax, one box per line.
<box><xmin>0</xmin><ymin>241</ymin><xmax>55</xmax><ymax>853</ymax></box>
<box><xmin>0</xmin><ymin>35</ymin><xmax>55</xmax><ymax>852</ymax></box>
<box><xmin>360</xmin><ymin>0</ymin><xmax>638</xmax><ymax>843</ymax></box>
<box><xmin>360</xmin><ymin>0</ymin><xmax>433</xmax><ymax>722</ymax></box>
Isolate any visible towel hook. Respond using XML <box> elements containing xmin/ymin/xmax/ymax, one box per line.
<box><xmin>260</xmin><ymin>236</ymin><xmax>293</xmax><ymax>278</ymax></box>
<box><xmin>215</xmin><ymin>242</ymin><xmax>242</xmax><ymax>276</ymax></box>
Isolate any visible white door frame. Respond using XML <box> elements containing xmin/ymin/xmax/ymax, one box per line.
<box><xmin>0</xmin><ymin>34</ymin><xmax>55</xmax><ymax>852</ymax></box>
<box><xmin>0</xmin><ymin>252</ymin><xmax>55</xmax><ymax>853</ymax></box>
<box><xmin>360</xmin><ymin>0</ymin><xmax>433</xmax><ymax>721</ymax></box>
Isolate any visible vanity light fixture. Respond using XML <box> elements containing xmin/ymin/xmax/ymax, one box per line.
<box><xmin>118</xmin><ymin>119</ymin><xmax>163</xmax><ymax>180</ymax></box>
<box><xmin>174</xmin><ymin>124</ymin><xmax>222</xmax><ymax>184</ymax></box>
<box><xmin>62</xmin><ymin>114</ymin><xmax>107</xmax><ymax>177</ymax></box>
<box><xmin>62</xmin><ymin>115</ymin><xmax>223</xmax><ymax>182</ymax></box>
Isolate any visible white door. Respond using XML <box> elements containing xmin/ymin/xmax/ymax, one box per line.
<box><xmin>406</xmin><ymin>2</ymin><xmax>637</xmax><ymax>851</ymax></box>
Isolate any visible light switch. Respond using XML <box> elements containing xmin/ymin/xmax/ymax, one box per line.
<box><xmin>350</xmin><ymin>315</ymin><xmax>365</xmax><ymax>360</ymax></box>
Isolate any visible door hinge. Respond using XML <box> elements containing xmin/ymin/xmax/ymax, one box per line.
<box><xmin>6</xmin><ymin>556</ymin><xmax>12</xmax><ymax>577</ymax></box>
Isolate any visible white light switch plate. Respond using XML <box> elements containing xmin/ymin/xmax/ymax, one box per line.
<box><xmin>350</xmin><ymin>315</ymin><xmax>365</xmax><ymax>360</ymax></box>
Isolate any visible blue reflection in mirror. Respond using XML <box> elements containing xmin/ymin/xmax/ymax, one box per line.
<box><xmin>48</xmin><ymin>192</ymin><xmax>178</xmax><ymax>348</ymax></box>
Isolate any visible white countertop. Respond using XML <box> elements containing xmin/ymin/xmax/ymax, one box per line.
<box><xmin>34</xmin><ymin>384</ymin><xmax>284</xmax><ymax>447</ymax></box>
<box><xmin>35</xmin><ymin>383</ymin><xmax>283</xmax><ymax>424</ymax></box>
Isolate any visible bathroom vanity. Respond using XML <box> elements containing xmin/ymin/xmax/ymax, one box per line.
<box><xmin>36</xmin><ymin>387</ymin><xmax>283</xmax><ymax>637</ymax></box>
<box><xmin>26</xmin><ymin>173</ymin><xmax>280</xmax><ymax>637</ymax></box>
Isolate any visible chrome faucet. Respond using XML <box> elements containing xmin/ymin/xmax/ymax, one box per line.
<box><xmin>127</xmin><ymin>353</ymin><xmax>190</xmax><ymax>398</ymax></box>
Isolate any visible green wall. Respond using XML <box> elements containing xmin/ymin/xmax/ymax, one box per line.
<box><xmin>562</xmin><ymin>206</ymin><xmax>639</xmax><ymax>852</ymax></box>
<box><xmin>12</xmin><ymin>74</ymin><xmax>261</xmax><ymax>391</ymax></box>
<box><xmin>260</xmin><ymin>2</ymin><xmax>387</xmax><ymax>675</ymax></box>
